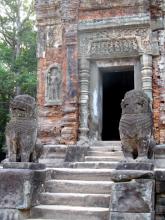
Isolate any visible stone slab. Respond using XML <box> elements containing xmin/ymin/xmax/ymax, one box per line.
<box><xmin>65</xmin><ymin>145</ymin><xmax>89</xmax><ymax>162</ymax></box>
<box><xmin>3</xmin><ymin>162</ymin><xmax>45</xmax><ymax>170</ymax></box>
<box><xmin>116</xmin><ymin>162</ymin><xmax>154</xmax><ymax>171</ymax></box>
<box><xmin>110</xmin><ymin>212</ymin><xmax>155</xmax><ymax>220</ymax></box>
<box><xmin>151</xmin><ymin>146</ymin><xmax>165</xmax><ymax>169</ymax></box>
<box><xmin>155</xmin><ymin>159</ymin><xmax>165</xmax><ymax>168</ymax></box>
<box><xmin>0</xmin><ymin>169</ymin><xmax>46</xmax><ymax>209</ymax></box>
<box><xmin>111</xmin><ymin>179</ymin><xmax>155</xmax><ymax>212</ymax></box>
<box><xmin>154</xmin><ymin>145</ymin><xmax>165</xmax><ymax>155</ymax></box>
<box><xmin>31</xmin><ymin>205</ymin><xmax>109</xmax><ymax>220</ymax></box>
<box><xmin>111</xmin><ymin>170</ymin><xmax>154</xmax><ymax>182</ymax></box>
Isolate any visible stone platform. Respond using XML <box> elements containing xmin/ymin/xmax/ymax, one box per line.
<box><xmin>0</xmin><ymin>162</ymin><xmax>46</xmax><ymax>220</ymax></box>
<box><xmin>110</xmin><ymin>162</ymin><xmax>155</xmax><ymax>220</ymax></box>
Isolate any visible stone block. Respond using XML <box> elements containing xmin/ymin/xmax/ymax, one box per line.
<box><xmin>3</xmin><ymin>162</ymin><xmax>45</xmax><ymax>170</ymax></box>
<box><xmin>154</xmin><ymin>145</ymin><xmax>165</xmax><ymax>156</ymax></box>
<box><xmin>110</xmin><ymin>212</ymin><xmax>155</xmax><ymax>220</ymax></box>
<box><xmin>111</xmin><ymin>179</ymin><xmax>155</xmax><ymax>212</ymax></box>
<box><xmin>65</xmin><ymin>145</ymin><xmax>89</xmax><ymax>162</ymax></box>
<box><xmin>111</xmin><ymin>170</ymin><xmax>154</xmax><ymax>182</ymax></box>
<box><xmin>116</xmin><ymin>162</ymin><xmax>154</xmax><ymax>170</ymax></box>
<box><xmin>0</xmin><ymin>167</ymin><xmax>46</xmax><ymax>210</ymax></box>
<box><xmin>155</xmin><ymin>159</ymin><xmax>165</xmax><ymax>168</ymax></box>
<box><xmin>0</xmin><ymin>209</ymin><xmax>29</xmax><ymax>220</ymax></box>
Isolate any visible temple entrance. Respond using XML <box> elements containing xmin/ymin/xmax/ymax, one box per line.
<box><xmin>102</xmin><ymin>70</ymin><xmax>134</xmax><ymax>140</ymax></box>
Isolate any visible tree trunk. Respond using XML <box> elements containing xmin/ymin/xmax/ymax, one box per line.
<box><xmin>15</xmin><ymin>0</ymin><xmax>21</xmax><ymax>95</ymax></box>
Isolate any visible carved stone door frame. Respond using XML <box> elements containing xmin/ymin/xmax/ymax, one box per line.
<box><xmin>78</xmin><ymin>27</ymin><xmax>159</xmax><ymax>143</ymax></box>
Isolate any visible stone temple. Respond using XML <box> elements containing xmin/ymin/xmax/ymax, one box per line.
<box><xmin>1</xmin><ymin>0</ymin><xmax>165</xmax><ymax>220</ymax></box>
<box><xmin>36</xmin><ymin>0</ymin><xmax>165</xmax><ymax>146</ymax></box>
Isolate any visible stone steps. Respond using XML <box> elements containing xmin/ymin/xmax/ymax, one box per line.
<box><xmin>45</xmin><ymin>179</ymin><xmax>113</xmax><ymax>194</ymax></box>
<box><xmin>94</xmin><ymin>141</ymin><xmax>121</xmax><ymax>147</ymax></box>
<box><xmin>39</xmin><ymin>158</ymin><xmax>65</xmax><ymax>168</ymax></box>
<box><xmin>85</xmin><ymin>156</ymin><xmax>123</xmax><ymax>162</ymax></box>
<box><xmin>72</xmin><ymin>161</ymin><xmax>118</xmax><ymax>169</ymax></box>
<box><xmin>39</xmin><ymin>192</ymin><xmax>110</xmax><ymax>207</ymax></box>
<box><xmin>41</xmin><ymin>145</ymin><xmax>67</xmax><ymax>156</ymax></box>
<box><xmin>30</xmin><ymin>205</ymin><xmax>109</xmax><ymax>220</ymax></box>
<box><xmin>50</xmin><ymin>168</ymin><xmax>114</xmax><ymax>181</ymax></box>
<box><xmin>87</xmin><ymin>150</ymin><xmax>123</xmax><ymax>157</ymax></box>
<box><xmin>27</xmin><ymin>141</ymin><xmax>122</xmax><ymax>220</ymax></box>
<box><xmin>39</xmin><ymin>145</ymin><xmax>67</xmax><ymax>168</ymax></box>
<box><xmin>90</xmin><ymin>146</ymin><xmax>121</xmax><ymax>152</ymax></box>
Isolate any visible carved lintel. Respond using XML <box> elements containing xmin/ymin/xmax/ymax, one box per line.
<box><xmin>88</xmin><ymin>38</ymin><xmax>139</xmax><ymax>58</ymax></box>
<box><xmin>79</xmin><ymin>27</ymin><xmax>159</xmax><ymax>58</ymax></box>
<box><xmin>45</xmin><ymin>63</ymin><xmax>62</xmax><ymax>106</ymax></box>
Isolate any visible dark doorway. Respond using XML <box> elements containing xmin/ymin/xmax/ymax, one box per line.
<box><xmin>102</xmin><ymin>70</ymin><xmax>134</xmax><ymax>140</ymax></box>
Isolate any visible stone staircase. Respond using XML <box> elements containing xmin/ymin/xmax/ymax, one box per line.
<box><xmin>27</xmin><ymin>141</ymin><xmax>123</xmax><ymax>220</ymax></box>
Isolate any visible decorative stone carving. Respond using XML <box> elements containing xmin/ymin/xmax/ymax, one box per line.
<box><xmin>79</xmin><ymin>27</ymin><xmax>158</xmax><ymax>57</ymax></box>
<box><xmin>78</xmin><ymin>58</ymin><xmax>90</xmax><ymax>144</ymax></box>
<box><xmin>45</xmin><ymin>64</ymin><xmax>62</xmax><ymax>105</ymax></box>
<box><xmin>5</xmin><ymin>95</ymin><xmax>40</xmax><ymax>162</ymax></box>
<box><xmin>35</xmin><ymin>0</ymin><xmax>61</xmax><ymax>22</ymax></box>
<box><xmin>37</xmin><ymin>26</ymin><xmax>46</xmax><ymax>58</ymax></box>
<box><xmin>46</xmin><ymin>25</ymin><xmax>62</xmax><ymax>48</ymax></box>
<box><xmin>37</xmin><ymin>25</ymin><xmax>62</xmax><ymax>57</ymax></box>
<box><xmin>89</xmin><ymin>38</ymin><xmax>138</xmax><ymax>58</ymax></box>
<box><xmin>119</xmin><ymin>90</ymin><xmax>155</xmax><ymax>161</ymax></box>
<box><xmin>140</xmin><ymin>54</ymin><xmax>153</xmax><ymax>100</ymax></box>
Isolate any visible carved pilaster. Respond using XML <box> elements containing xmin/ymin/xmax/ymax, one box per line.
<box><xmin>78</xmin><ymin>58</ymin><xmax>90</xmax><ymax>144</ymax></box>
<box><xmin>140</xmin><ymin>54</ymin><xmax>153</xmax><ymax>101</ymax></box>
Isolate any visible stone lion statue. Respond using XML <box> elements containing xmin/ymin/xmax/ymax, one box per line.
<box><xmin>119</xmin><ymin>90</ymin><xmax>155</xmax><ymax>162</ymax></box>
<box><xmin>5</xmin><ymin>95</ymin><xmax>42</xmax><ymax>162</ymax></box>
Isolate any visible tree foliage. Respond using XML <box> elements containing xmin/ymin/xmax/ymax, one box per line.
<box><xmin>0</xmin><ymin>0</ymin><xmax>37</xmax><ymax>159</ymax></box>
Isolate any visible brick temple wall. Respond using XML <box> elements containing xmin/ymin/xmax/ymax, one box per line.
<box><xmin>35</xmin><ymin>0</ymin><xmax>165</xmax><ymax>145</ymax></box>
<box><xmin>151</xmin><ymin>0</ymin><xmax>165</xmax><ymax>144</ymax></box>
<box><xmin>35</xmin><ymin>0</ymin><xmax>79</xmax><ymax>145</ymax></box>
